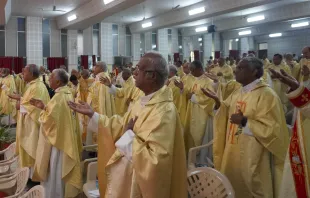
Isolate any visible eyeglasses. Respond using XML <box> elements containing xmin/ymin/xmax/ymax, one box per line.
<box><xmin>135</xmin><ymin>66</ymin><xmax>158</xmax><ymax>75</ymax></box>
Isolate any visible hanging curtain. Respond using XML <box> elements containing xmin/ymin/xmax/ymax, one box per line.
<box><xmin>229</xmin><ymin>50</ymin><xmax>239</xmax><ymax>59</ymax></box>
<box><xmin>92</xmin><ymin>55</ymin><xmax>96</xmax><ymax>66</ymax></box>
<box><xmin>173</xmin><ymin>53</ymin><xmax>180</xmax><ymax>62</ymax></box>
<box><xmin>13</xmin><ymin>57</ymin><xmax>24</xmax><ymax>74</ymax></box>
<box><xmin>194</xmin><ymin>50</ymin><xmax>199</xmax><ymax>61</ymax></box>
<box><xmin>47</xmin><ymin>57</ymin><xmax>65</xmax><ymax>71</ymax></box>
<box><xmin>215</xmin><ymin>51</ymin><xmax>221</xmax><ymax>59</ymax></box>
<box><xmin>0</xmin><ymin>57</ymin><xmax>13</xmax><ymax>72</ymax></box>
<box><xmin>81</xmin><ymin>55</ymin><xmax>88</xmax><ymax>69</ymax></box>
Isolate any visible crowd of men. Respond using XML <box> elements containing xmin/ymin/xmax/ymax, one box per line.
<box><xmin>0</xmin><ymin>47</ymin><xmax>309</xmax><ymax>198</ymax></box>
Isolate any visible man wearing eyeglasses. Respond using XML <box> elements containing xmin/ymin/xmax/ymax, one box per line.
<box><xmin>68</xmin><ymin>52</ymin><xmax>187</xmax><ymax>198</ymax></box>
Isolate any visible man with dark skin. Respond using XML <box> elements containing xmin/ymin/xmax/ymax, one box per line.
<box><xmin>202</xmin><ymin>57</ymin><xmax>289</xmax><ymax>198</ymax></box>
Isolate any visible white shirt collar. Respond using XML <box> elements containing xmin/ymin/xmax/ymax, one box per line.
<box><xmin>140</xmin><ymin>92</ymin><xmax>156</xmax><ymax>107</ymax></box>
<box><xmin>242</xmin><ymin>79</ymin><xmax>260</xmax><ymax>93</ymax></box>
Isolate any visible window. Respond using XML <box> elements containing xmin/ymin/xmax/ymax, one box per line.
<box><xmin>112</xmin><ymin>24</ymin><xmax>118</xmax><ymax>56</ymax></box>
<box><xmin>42</xmin><ymin>19</ymin><xmax>50</xmax><ymax>58</ymax></box>
<box><xmin>178</xmin><ymin>29</ymin><xmax>183</xmax><ymax>54</ymax></box>
<box><xmin>17</xmin><ymin>17</ymin><xmax>26</xmax><ymax>57</ymax></box>
<box><xmin>168</xmin><ymin>29</ymin><xmax>172</xmax><ymax>53</ymax></box>
<box><xmin>152</xmin><ymin>30</ymin><xmax>157</xmax><ymax>51</ymax></box>
<box><xmin>125</xmin><ymin>26</ymin><xmax>131</xmax><ymax>57</ymax></box>
<box><xmin>0</xmin><ymin>25</ymin><xmax>5</xmax><ymax>56</ymax></box>
<box><xmin>93</xmin><ymin>23</ymin><xmax>100</xmax><ymax>56</ymax></box>
<box><xmin>259</xmin><ymin>43</ymin><xmax>268</xmax><ymax>50</ymax></box>
<box><xmin>140</xmin><ymin>33</ymin><xmax>145</xmax><ymax>57</ymax></box>
<box><xmin>61</xmin><ymin>29</ymin><xmax>68</xmax><ymax>57</ymax></box>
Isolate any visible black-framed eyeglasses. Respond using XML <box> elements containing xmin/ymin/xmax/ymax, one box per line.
<box><xmin>136</xmin><ymin>66</ymin><xmax>161</xmax><ymax>76</ymax></box>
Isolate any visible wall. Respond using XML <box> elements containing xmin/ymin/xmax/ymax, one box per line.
<box><xmin>50</xmin><ymin>19</ymin><xmax>61</xmax><ymax>57</ymax></box>
<box><xmin>5</xmin><ymin>16</ymin><xmax>16</xmax><ymax>56</ymax></box>
<box><xmin>158</xmin><ymin>28</ymin><xmax>168</xmax><ymax>61</ymax></box>
<box><xmin>67</xmin><ymin>30</ymin><xmax>78</xmax><ymax>72</ymax></box>
<box><xmin>83</xmin><ymin>26</ymin><xmax>93</xmax><ymax>55</ymax></box>
<box><xmin>100</xmin><ymin>22</ymin><xmax>113</xmax><ymax>65</ymax></box>
<box><xmin>26</xmin><ymin>16</ymin><xmax>42</xmax><ymax>66</ymax></box>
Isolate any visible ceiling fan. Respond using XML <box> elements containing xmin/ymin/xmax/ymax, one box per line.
<box><xmin>38</xmin><ymin>0</ymin><xmax>66</xmax><ymax>13</ymax></box>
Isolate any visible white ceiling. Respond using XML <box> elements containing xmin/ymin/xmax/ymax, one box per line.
<box><xmin>11</xmin><ymin>0</ymin><xmax>91</xmax><ymax>18</ymax></box>
<box><xmin>102</xmin><ymin>0</ymin><xmax>203</xmax><ymax>24</ymax></box>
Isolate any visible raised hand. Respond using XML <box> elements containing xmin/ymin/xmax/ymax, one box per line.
<box><xmin>301</xmin><ymin>65</ymin><xmax>310</xmax><ymax>77</ymax></box>
<box><xmin>269</xmin><ymin>68</ymin><xmax>299</xmax><ymax>91</ymax></box>
<box><xmin>201</xmin><ymin>88</ymin><xmax>220</xmax><ymax>109</ymax></box>
<box><xmin>30</xmin><ymin>98</ymin><xmax>45</xmax><ymax>110</ymax></box>
<box><xmin>99</xmin><ymin>76</ymin><xmax>112</xmax><ymax>87</ymax></box>
<box><xmin>67</xmin><ymin>101</ymin><xmax>94</xmax><ymax>118</ymax></box>
<box><xmin>230</xmin><ymin>109</ymin><xmax>246</xmax><ymax>125</ymax></box>
<box><xmin>174</xmin><ymin>80</ymin><xmax>184</xmax><ymax>90</ymax></box>
<box><xmin>124</xmin><ymin>116</ymin><xmax>138</xmax><ymax>132</ymax></box>
<box><xmin>8</xmin><ymin>93</ymin><xmax>21</xmax><ymax>101</ymax></box>
<box><xmin>205</xmin><ymin>73</ymin><xmax>219</xmax><ymax>83</ymax></box>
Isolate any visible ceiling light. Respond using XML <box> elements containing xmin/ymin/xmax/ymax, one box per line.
<box><xmin>195</xmin><ymin>26</ymin><xmax>208</xmax><ymax>32</ymax></box>
<box><xmin>269</xmin><ymin>33</ymin><xmax>282</xmax><ymax>37</ymax></box>
<box><xmin>247</xmin><ymin>15</ymin><xmax>265</xmax><ymax>23</ymax></box>
<box><xmin>198</xmin><ymin>38</ymin><xmax>202</xmax><ymax>41</ymax></box>
<box><xmin>235</xmin><ymin>38</ymin><xmax>239</xmax><ymax>42</ymax></box>
<box><xmin>103</xmin><ymin>0</ymin><xmax>114</xmax><ymax>4</ymax></box>
<box><xmin>67</xmin><ymin>14</ymin><xmax>77</xmax><ymax>22</ymax></box>
<box><xmin>189</xmin><ymin>7</ymin><xmax>205</xmax><ymax>16</ymax></box>
<box><xmin>142</xmin><ymin>22</ymin><xmax>152</xmax><ymax>28</ymax></box>
<box><xmin>238</xmin><ymin>30</ymin><xmax>251</xmax><ymax>36</ymax></box>
<box><xmin>291</xmin><ymin>22</ymin><xmax>309</xmax><ymax>28</ymax></box>
<box><xmin>200</xmin><ymin>43</ymin><xmax>203</xmax><ymax>46</ymax></box>
<box><xmin>179</xmin><ymin>46</ymin><xmax>182</xmax><ymax>49</ymax></box>
<box><xmin>152</xmin><ymin>45</ymin><xmax>157</xmax><ymax>49</ymax></box>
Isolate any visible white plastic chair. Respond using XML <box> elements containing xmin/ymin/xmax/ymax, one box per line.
<box><xmin>188</xmin><ymin>140</ymin><xmax>214</xmax><ymax>170</ymax></box>
<box><xmin>0</xmin><ymin>167</ymin><xmax>29</xmax><ymax>197</ymax></box>
<box><xmin>187</xmin><ymin>167</ymin><xmax>235</xmax><ymax>198</ymax></box>
<box><xmin>0</xmin><ymin>142</ymin><xmax>16</xmax><ymax>163</ymax></box>
<box><xmin>83</xmin><ymin>162</ymin><xmax>98</xmax><ymax>198</ymax></box>
<box><xmin>20</xmin><ymin>185</ymin><xmax>45</xmax><ymax>198</ymax></box>
<box><xmin>0</xmin><ymin>156</ymin><xmax>19</xmax><ymax>177</ymax></box>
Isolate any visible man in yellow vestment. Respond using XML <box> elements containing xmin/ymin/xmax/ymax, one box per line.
<box><xmin>68</xmin><ymin>52</ymin><xmax>187</xmax><ymax>198</ymax></box>
<box><xmin>268</xmin><ymin>68</ymin><xmax>310</xmax><ymax>198</ymax></box>
<box><xmin>166</xmin><ymin>65</ymin><xmax>182</xmax><ymax>115</ymax></box>
<box><xmin>202</xmin><ymin>57</ymin><xmax>289</xmax><ymax>198</ymax></box>
<box><xmin>0</xmin><ymin>68</ymin><xmax>17</xmax><ymax>124</ymax></box>
<box><xmin>101</xmin><ymin>68</ymin><xmax>142</xmax><ymax>116</ymax></box>
<box><xmin>210</xmin><ymin>58</ymin><xmax>234</xmax><ymax>83</ymax></box>
<box><xmin>286</xmin><ymin>54</ymin><xmax>300</xmax><ymax>80</ymax></box>
<box><xmin>13</xmin><ymin>70</ymin><xmax>26</xmax><ymax>95</ymax></box>
<box><xmin>31</xmin><ymin>69</ymin><xmax>82</xmax><ymax>198</ymax></box>
<box><xmin>183</xmin><ymin>60</ymin><xmax>215</xmax><ymax>153</ymax></box>
<box><xmin>9</xmin><ymin>64</ymin><xmax>50</xmax><ymax>174</ymax></box>
<box><xmin>86</xmin><ymin>61</ymin><xmax>115</xmax><ymax>145</ymax></box>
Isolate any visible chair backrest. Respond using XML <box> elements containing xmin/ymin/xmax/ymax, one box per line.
<box><xmin>4</xmin><ymin>142</ymin><xmax>16</xmax><ymax>160</ymax></box>
<box><xmin>20</xmin><ymin>185</ymin><xmax>45</xmax><ymax>198</ymax></box>
<box><xmin>87</xmin><ymin>162</ymin><xmax>98</xmax><ymax>182</ymax></box>
<box><xmin>187</xmin><ymin>167</ymin><xmax>235</xmax><ymax>198</ymax></box>
<box><xmin>14</xmin><ymin>167</ymin><xmax>30</xmax><ymax>196</ymax></box>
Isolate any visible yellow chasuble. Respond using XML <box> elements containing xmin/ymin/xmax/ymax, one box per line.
<box><xmin>279</xmin><ymin>85</ymin><xmax>310</xmax><ymax>198</ymax></box>
<box><xmin>15</xmin><ymin>74</ymin><xmax>26</xmax><ymax>95</ymax></box>
<box><xmin>183</xmin><ymin>75</ymin><xmax>215</xmax><ymax>153</ymax></box>
<box><xmin>177</xmin><ymin>67</ymin><xmax>185</xmax><ymax>78</ymax></box>
<box><xmin>264</xmin><ymin>58</ymin><xmax>270</xmax><ymax>67</ymax></box>
<box><xmin>217</xmin><ymin>80</ymin><xmax>241</xmax><ymax>101</ymax></box>
<box><xmin>33</xmin><ymin>86</ymin><xmax>82</xmax><ymax>198</ymax></box>
<box><xmin>87</xmin><ymin>72</ymin><xmax>116</xmax><ymax>143</ymax></box>
<box><xmin>298</xmin><ymin>58</ymin><xmax>310</xmax><ymax>83</ymax></box>
<box><xmin>0</xmin><ymin>75</ymin><xmax>17</xmax><ymax>116</ymax></box>
<box><xmin>210</xmin><ymin>65</ymin><xmax>234</xmax><ymax>83</ymax></box>
<box><xmin>179</xmin><ymin>74</ymin><xmax>195</xmax><ymax>126</ymax></box>
<box><xmin>214</xmin><ymin>80</ymin><xmax>289</xmax><ymax>198</ymax></box>
<box><xmin>16</xmin><ymin>78</ymin><xmax>50</xmax><ymax>167</ymax></box>
<box><xmin>40</xmin><ymin>74</ymin><xmax>49</xmax><ymax>86</ymax></box>
<box><xmin>167</xmin><ymin>76</ymin><xmax>182</xmax><ymax>117</ymax></box>
<box><xmin>265</xmin><ymin>63</ymin><xmax>292</xmax><ymax>108</ymax></box>
<box><xmin>290</xmin><ymin>61</ymin><xmax>301</xmax><ymax>80</ymax></box>
<box><xmin>113</xmin><ymin>76</ymin><xmax>143</xmax><ymax>116</ymax></box>
<box><xmin>94</xmin><ymin>86</ymin><xmax>187</xmax><ymax>198</ymax></box>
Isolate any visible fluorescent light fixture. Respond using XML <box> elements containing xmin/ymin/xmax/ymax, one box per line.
<box><xmin>152</xmin><ymin>45</ymin><xmax>157</xmax><ymax>49</ymax></box>
<box><xmin>103</xmin><ymin>0</ymin><xmax>114</xmax><ymax>4</ymax></box>
<box><xmin>67</xmin><ymin>14</ymin><xmax>77</xmax><ymax>22</ymax></box>
<box><xmin>247</xmin><ymin>15</ymin><xmax>265</xmax><ymax>22</ymax></box>
<box><xmin>238</xmin><ymin>30</ymin><xmax>251</xmax><ymax>36</ymax></box>
<box><xmin>189</xmin><ymin>7</ymin><xmax>205</xmax><ymax>16</ymax></box>
<box><xmin>198</xmin><ymin>38</ymin><xmax>202</xmax><ymax>41</ymax></box>
<box><xmin>235</xmin><ymin>38</ymin><xmax>239</xmax><ymax>42</ymax></box>
<box><xmin>140</xmin><ymin>48</ymin><xmax>142</xmax><ymax>51</ymax></box>
<box><xmin>269</xmin><ymin>33</ymin><xmax>282</xmax><ymax>37</ymax></box>
<box><xmin>142</xmin><ymin>22</ymin><xmax>152</xmax><ymax>28</ymax></box>
<box><xmin>291</xmin><ymin>22</ymin><xmax>309</xmax><ymax>28</ymax></box>
<box><xmin>200</xmin><ymin>43</ymin><xmax>203</xmax><ymax>46</ymax></box>
<box><xmin>195</xmin><ymin>26</ymin><xmax>208</xmax><ymax>32</ymax></box>
<box><xmin>179</xmin><ymin>45</ymin><xmax>182</xmax><ymax>49</ymax></box>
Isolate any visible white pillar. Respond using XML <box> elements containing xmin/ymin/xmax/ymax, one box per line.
<box><xmin>67</xmin><ymin>30</ymin><xmax>78</xmax><ymax>72</ymax></box>
<box><xmin>83</xmin><ymin>27</ymin><xmax>93</xmax><ymax>55</ymax></box>
<box><xmin>100</xmin><ymin>23</ymin><xmax>113</xmax><ymax>65</ymax></box>
<box><xmin>26</xmin><ymin>17</ymin><xmax>43</xmax><ymax>66</ymax></box>
<box><xmin>158</xmin><ymin>29</ymin><xmax>169</xmax><ymax>61</ymax></box>
<box><xmin>132</xmin><ymin>33</ymin><xmax>140</xmax><ymax>66</ymax></box>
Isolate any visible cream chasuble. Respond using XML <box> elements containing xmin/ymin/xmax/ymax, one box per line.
<box><xmin>210</xmin><ymin>65</ymin><xmax>234</xmax><ymax>83</ymax></box>
<box><xmin>14</xmin><ymin>74</ymin><xmax>26</xmax><ymax>95</ymax></box>
<box><xmin>88</xmin><ymin>86</ymin><xmax>187</xmax><ymax>198</ymax></box>
<box><xmin>298</xmin><ymin>58</ymin><xmax>310</xmax><ymax>83</ymax></box>
<box><xmin>167</xmin><ymin>76</ymin><xmax>183</xmax><ymax>119</ymax></box>
<box><xmin>279</xmin><ymin>85</ymin><xmax>310</xmax><ymax>198</ymax></box>
<box><xmin>179</xmin><ymin>74</ymin><xmax>195</xmax><ymax>126</ymax></box>
<box><xmin>214</xmin><ymin>80</ymin><xmax>289</xmax><ymax>198</ymax></box>
<box><xmin>183</xmin><ymin>75</ymin><xmax>215</xmax><ymax>153</ymax></box>
<box><xmin>0</xmin><ymin>75</ymin><xmax>17</xmax><ymax>116</ymax></box>
<box><xmin>87</xmin><ymin>72</ymin><xmax>116</xmax><ymax>144</ymax></box>
<box><xmin>177</xmin><ymin>67</ymin><xmax>185</xmax><ymax>78</ymax></box>
<box><xmin>33</xmin><ymin>86</ymin><xmax>82</xmax><ymax>198</ymax></box>
<box><xmin>16</xmin><ymin>78</ymin><xmax>50</xmax><ymax>168</ymax></box>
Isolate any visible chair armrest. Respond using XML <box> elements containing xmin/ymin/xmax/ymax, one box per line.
<box><xmin>0</xmin><ymin>157</ymin><xmax>16</xmax><ymax>166</ymax></box>
<box><xmin>188</xmin><ymin>140</ymin><xmax>214</xmax><ymax>169</ymax></box>
<box><xmin>83</xmin><ymin>144</ymin><xmax>98</xmax><ymax>150</ymax></box>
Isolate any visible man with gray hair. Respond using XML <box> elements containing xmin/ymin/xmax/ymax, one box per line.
<box><xmin>202</xmin><ymin>57</ymin><xmax>289</xmax><ymax>197</ymax></box>
<box><xmin>8</xmin><ymin>64</ymin><xmax>50</xmax><ymax>181</ymax></box>
<box><xmin>30</xmin><ymin>68</ymin><xmax>82</xmax><ymax>198</ymax></box>
<box><xmin>68</xmin><ymin>52</ymin><xmax>187</xmax><ymax>198</ymax></box>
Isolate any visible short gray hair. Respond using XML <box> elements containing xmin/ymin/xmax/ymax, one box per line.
<box><xmin>96</xmin><ymin>61</ymin><xmax>107</xmax><ymax>72</ymax></box>
<box><xmin>144</xmin><ymin>52</ymin><xmax>169</xmax><ymax>86</ymax></box>
<box><xmin>53</xmin><ymin>69</ymin><xmax>69</xmax><ymax>85</ymax></box>
<box><xmin>242</xmin><ymin>57</ymin><xmax>264</xmax><ymax>78</ymax></box>
<box><xmin>27</xmin><ymin>64</ymin><xmax>40</xmax><ymax>78</ymax></box>
<box><xmin>169</xmin><ymin>65</ymin><xmax>177</xmax><ymax>75</ymax></box>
